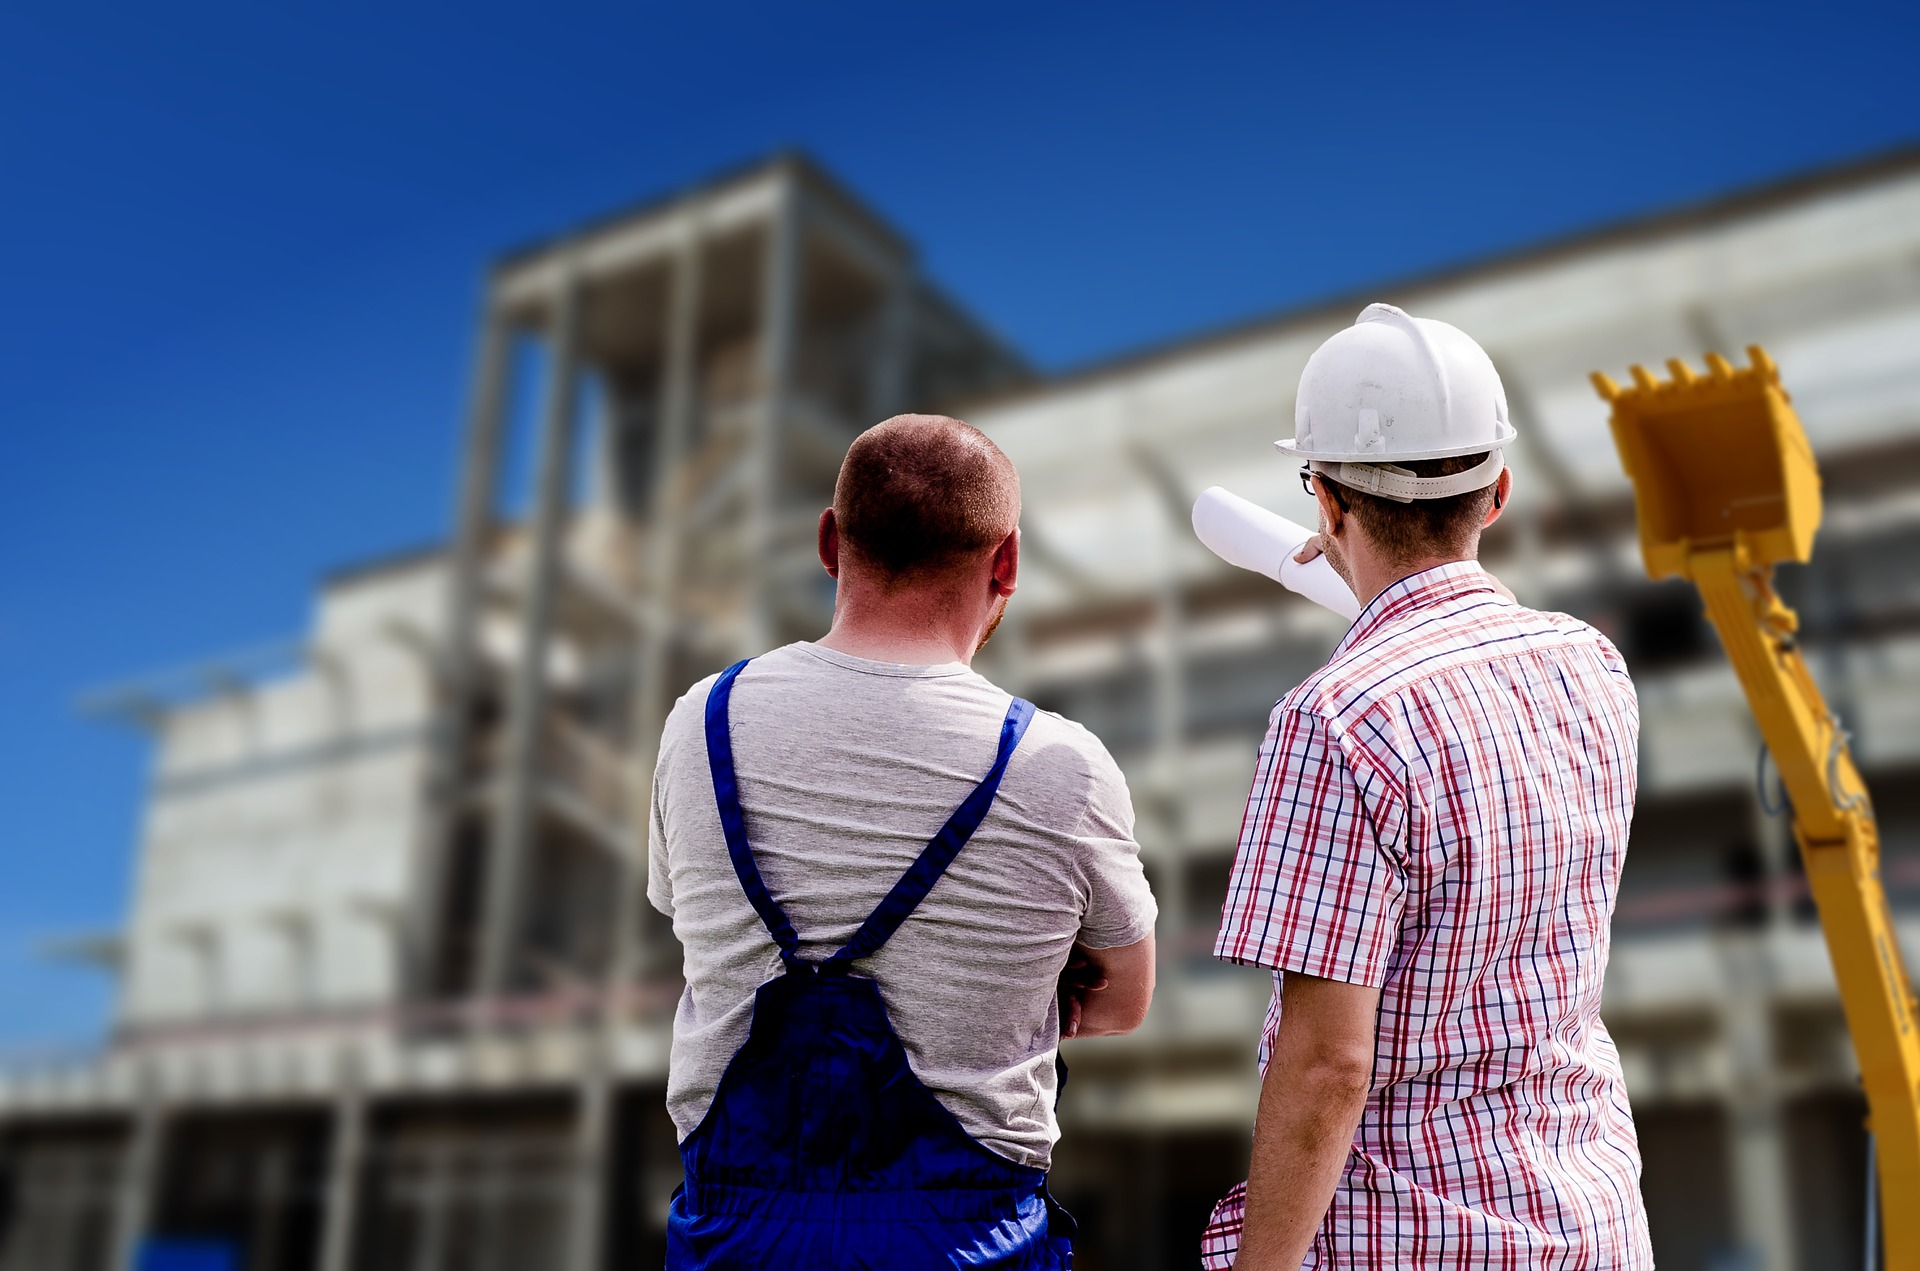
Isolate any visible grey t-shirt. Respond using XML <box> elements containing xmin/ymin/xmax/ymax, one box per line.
<box><xmin>648</xmin><ymin>642</ymin><xmax>1156</xmax><ymax>1169</ymax></box>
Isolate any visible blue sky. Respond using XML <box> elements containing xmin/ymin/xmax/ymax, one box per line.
<box><xmin>3</xmin><ymin>0</ymin><xmax>1917</xmax><ymax>1045</ymax></box>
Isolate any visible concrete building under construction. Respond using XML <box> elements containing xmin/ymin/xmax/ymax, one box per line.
<box><xmin>5</xmin><ymin>148</ymin><xmax>1920</xmax><ymax>1271</ymax></box>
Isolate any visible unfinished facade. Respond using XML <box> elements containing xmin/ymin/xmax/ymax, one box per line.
<box><xmin>4</xmin><ymin>148</ymin><xmax>1920</xmax><ymax>1271</ymax></box>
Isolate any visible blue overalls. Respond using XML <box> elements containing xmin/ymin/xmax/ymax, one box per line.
<box><xmin>667</xmin><ymin>658</ymin><xmax>1076</xmax><ymax>1270</ymax></box>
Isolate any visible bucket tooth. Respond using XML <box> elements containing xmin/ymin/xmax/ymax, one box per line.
<box><xmin>1590</xmin><ymin>371</ymin><xmax>1621</xmax><ymax>401</ymax></box>
<box><xmin>1705</xmin><ymin>351</ymin><xmax>1734</xmax><ymax>380</ymax></box>
<box><xmin>1666</xmin><ymin>358</ymin><xmax>1695</xmax><ymax>386</ymax></box>
<box><xmin>1630</xmin><ymin>364</ymin><xmax>1659</xmax><ymax>392</ymax></box>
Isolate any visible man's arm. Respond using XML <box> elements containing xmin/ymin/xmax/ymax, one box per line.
<box><xmin>1059</xmin><ymin>727</ymin><xmax>1158</xmax><ymax>1040</ymax></box>
<box><xmin>1060</xmin><ymin>935</ymin><xmax>1155</xmax><ymax>1038</ymax></box>
<box><xmin>1234</xmin><ymin>971</ymin><xmax>1380</xmax><ymax>1270</ymax></box>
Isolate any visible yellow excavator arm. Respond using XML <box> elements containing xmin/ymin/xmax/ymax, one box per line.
<box><xmin>1594</xmin><ymin>349</ymin><xmax>1920</xmax><ymax>1268</ymax></box>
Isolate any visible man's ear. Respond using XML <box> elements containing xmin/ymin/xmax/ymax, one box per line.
<box><xmin>818</xmin><ymin>507</ymin><xmax>840</xmax><ymax>579</ymax></box>
<box><xmin>990</xmin><ymin>526</ymin><xmax>1019</xmax><ymax>597</ymax></box>
<box><xmin>1483</xmin><ymin>469</ymin><xmax>1512</xmax><ymax>528</ymax></box>
<box><xmin>1313</xmin><ymin>477</ymin><xmax>1347</xmax><ymax>539</ymax></box>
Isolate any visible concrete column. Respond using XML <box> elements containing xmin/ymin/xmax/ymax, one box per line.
<box><xmin>476</xmin><ymin>273</ymin><xmax>584</xmax><ymax>1001</ymax></box>
<box><xmin>1129</xmin><ymin>443</ymin><xmax>1193</xmax><ymax>1026</ymax></box>
<box><xmin>1488</xmin><ymin>363</ymin><xmax>1548</xmax><ymax>607</ymax></box>
<box><xmin>476</xmin><ymin>1143</ymin><xmax>510</xmax><ymax>1271</ymax></box>
<box><xmin>992</xmin><ymin>606</ymin><xmax>1035</xmax><ymax>700</ymax></box>
<box><xmin>584</xmin><ymin>384</ymin><xmax>625</xmax><ymax>522</ymax></box>
<box><xmin>317</xmin><ymin>1059</ymin><xmax>367</xmax><ymax>1271</ymax></box>
<box><xmin>1152</xmin><ymin>557</ymin><xmax>1185</xmax><ymax>761</ymax></box>
<box><xmin>1718</xmin><ymin>934</ymin><xmax>1798</xmax><ymax>1271</ymax></box>
<box><xmin>249</xmin><ymin>1146</ymin><xmax>290</xmax><ymax>1271</ymax></box>
<box><xmin>1139</xmin><ymin>1130</ymin><xmax>1168</xmax><ymax>1271</ymax></box>
<box><xmin>743</xmin><ymin>170</ymin><xmax>804</xmax><ymax>656</ymax></box>
<box><xmin>1128</xmin><ymin>444</ymin><xmax>1190</xmax><ymax>763</ymax></box>
<box><xmin>1508</xmin><ymin>501</ymin><xmax>1547</xmax><ymax>608</ymax></box>
<box><xmin>1148</xmin><ymin>526</ymin><xmax>1188</xmax><ymax>1006</ymax></box>
<box><xmin>1497</xmin><ymin>360</ymin><xmax>1626</xmax><ymax>590</ymax></box>
<box><xmin>409</xmin><ymin>1143</ymin><xmax>452</xmax><ymax>1271</ymax></box>
<box><xmin>576</xmin><ymin>224</ymin><xmax>706</xmax><ymax>1271</ymax></box>
<box><xmin>565</xmin><ymin>1072</ymin><xmax>614</xmax><ymax>1271</ymax></box>
<box><xmin>868</xmin><ymin>268</ymin><xmax>915</xmax><ymax>421</ymax></box>
<box><xmin>614</xmin><ymin>218</ymin><xmax>705</xmax><ymax>987</ymax></box>
<box><xmin>409</xmin><ymin>304</ymin><xmax>515</xmax><ymax>1000</ymax></box>
<box><xmin>109</xmin><ymin>1092</ymin><xmax>166</xmax><ymax>1271</ymax></box>
<box><xmin>24</xmin><ymin>1150</ymin><xmax>68</xmax><ymax>1271</ymax></box>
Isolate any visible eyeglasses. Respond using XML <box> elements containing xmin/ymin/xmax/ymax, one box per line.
<box><xmin>1298</xmin><ymin>465</ymin><xmax>1348</xmax><ymax>511</ymax></box>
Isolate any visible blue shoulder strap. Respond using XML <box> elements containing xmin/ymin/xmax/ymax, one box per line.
<box><xmin>705</xmin><ymin>659</ymin><xmax>801</xmax><ymax>961</ymax></box>
<box><xmin>703</xmin><ymin>657</ymin><xmax>1036</xmax><ymax>971</ymax></box>
<box><xmin>826</xmin><ymin>695</ymin><xmax>1035</xmax><ymax>968</ymax></box>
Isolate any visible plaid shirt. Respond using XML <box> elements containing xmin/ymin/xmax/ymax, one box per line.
<box><xmin>1202</xmin><ymin>562</ymin><xmax>1652</xmax><ymax>1270</ymax></box>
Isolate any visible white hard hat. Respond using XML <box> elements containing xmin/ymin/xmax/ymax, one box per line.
<box><xmin>1278</xmin><ymin>303</ymin><xmax>1515</xmax><ymax>502</ymax></box>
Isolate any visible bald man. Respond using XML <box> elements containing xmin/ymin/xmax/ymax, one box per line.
<box><xmin>652</xmin><ymin>415</ymin><xmax>1158</xmax><ymax>1268</ymax></box>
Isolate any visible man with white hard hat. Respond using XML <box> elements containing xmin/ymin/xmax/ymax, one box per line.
<box><xmin>1200</xmin><ymin>304</ymin><xmax>1652</xmax><ymax>1269</ymax></box>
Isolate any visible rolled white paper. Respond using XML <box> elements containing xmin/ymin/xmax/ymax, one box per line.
<box><xmin>1191</xmin><ymin>486</ymin><xmax>1361</xmax><ymax>622</ymax></box>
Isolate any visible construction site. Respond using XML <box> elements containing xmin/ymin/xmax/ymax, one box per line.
<box><xmin>4</xmin><ymin>147</ymin><xmax>1920</xmax><ymax>1270</ymax></box>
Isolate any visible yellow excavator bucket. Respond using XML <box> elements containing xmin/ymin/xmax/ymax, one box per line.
<box><xmin>1591</xmin><ymin>347</ymin><xmax>1821</xmax><ymax>579</ymax></box>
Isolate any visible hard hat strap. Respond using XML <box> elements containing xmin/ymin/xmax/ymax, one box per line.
<box><xmin>1311</xmin><ymin>450</ymin><xmax>1504</xmax><ymax>503</ymax></box>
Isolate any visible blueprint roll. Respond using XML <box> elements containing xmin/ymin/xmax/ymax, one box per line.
<box><xmin>1191</xmin><ymin>486</ymin><xmax>1362</xmax><ymax>622</ymax></box>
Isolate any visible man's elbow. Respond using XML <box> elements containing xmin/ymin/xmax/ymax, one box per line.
<box><xmin>1073</xmin><ymin>935</ymin><xmax>1155</xmax><ymax>1036</ymax></box>
<box><xmin>1268</xmin><ymin>1030</ymin><xmax>1375</xmax><ymax>1105</ymax></box>
<box><xmin>1075</xmin><ymin>975</ymin><xmax>1154</xmax><ymax>1037</ymax></box>
<box><xmin>1291</xmin><ymin>1045</ymin><xmax>1374</xmax><ymax>1104</ymax></box>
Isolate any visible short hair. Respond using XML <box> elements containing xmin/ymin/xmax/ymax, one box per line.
<box><xmin>833</xmin><ymin>414</ymin><xmax>1021</xmax><ymax>580</ymax></box>
<box><xmin>1324</xmin><ymin>452</ymin><xmax>1498</xmax><ymax>565</ymax></box>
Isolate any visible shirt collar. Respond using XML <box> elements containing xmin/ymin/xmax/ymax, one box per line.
<box><xmin>1332</xmin><ymin>560</ymin><xmax>1502</xmax><ymax>660</ymax></box>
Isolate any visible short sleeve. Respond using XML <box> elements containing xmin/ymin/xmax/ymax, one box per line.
<box><xmin>647</xmin><ymin>679</ymin><xmax>718</xmax><ymax>919</ymax></box>
<box><xmin>646</xmin><ymin>749</ymin><xmax>674</xmax><ymax>918</ymax></box>
<box><xmin>1213</xmin><ymin>706</ymin><xmax>1405</xmax><ymax>986</ymax></box>
<box><xmin>1072</xmin><ymin>743</ymin><xmax>1158</xmax><ymax>950</ymax></box>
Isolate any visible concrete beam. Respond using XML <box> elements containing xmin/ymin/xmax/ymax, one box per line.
<box><xmin>491</xmin><ymin>177</ymin><xmax>777</xmax><ymax>316</ymax></box>
<box><xmin>802</xmin><ymin>179</ymin><xmax>912</xmax><ymax>292</ymax></box>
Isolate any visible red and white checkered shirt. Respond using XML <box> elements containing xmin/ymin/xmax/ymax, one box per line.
<box><xmin>1203</xmin><ymin>561</ymin><xmax>1652</xmax><ymax>1270</ymax></box>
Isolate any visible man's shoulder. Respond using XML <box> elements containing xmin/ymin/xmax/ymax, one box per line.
<box><xmin>1282</xmin><ymin>597</ymin><xmax>1633</xmax><ymax>729</ymax></box>
<box><xmin>661</xmin><ymin>668</ymin><xmax>726</xmax><ymax>744</ymax></box>
<box><xmin>1014</xmin><ymin>702</ymin><xmax>1125</xmax><ymax>786</ymax></box>
<box><xmin>661</xmin><ymin>644</ymin><xmax>840</xmax><ymax>734</ymax></box>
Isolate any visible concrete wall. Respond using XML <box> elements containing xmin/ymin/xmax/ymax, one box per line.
<box><xmin>120</xmin><ymin>562</ymin><xmax>445</xmax><ymax>1027</ymax></box>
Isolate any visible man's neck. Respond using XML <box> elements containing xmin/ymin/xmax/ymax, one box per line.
<box><xmin>1348</xmin><ymin>551</ymin><xmax>1475</xmax><ymax>611</ymax></box>
<box><xmin>815</xmin><ymin>587</ymin><xmax>984</xmax><ymax>667</ymax></box>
